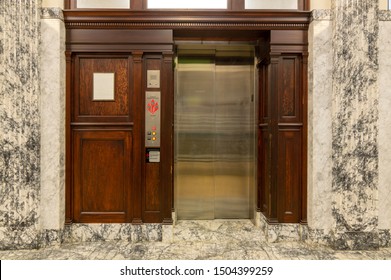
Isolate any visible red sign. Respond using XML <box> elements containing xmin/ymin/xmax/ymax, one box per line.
<box><xmin>147</xmin><ymin>99</ymin><xmax>159</xmax><ymax>115</ymax></box>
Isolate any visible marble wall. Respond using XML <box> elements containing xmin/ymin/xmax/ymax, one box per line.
<box><xmin>0</xmin><ymin>0</ymin><xmax>42</xmax><ymax>249</ymax></box>
<box><xmin>308</xmin><ymin>9</ymin><xmax>333</xmax><ymax>233</ymax></box>
<box><xmin>40</xmin><ymin>7</ymin><xmax>66</xmax><ymax>246</ymax></box>
<box><xmin>331</xmin><ymin>0</ymin><xmax>379</xmax><ymax>249</ymax></box>
<box><xmin>378</xmin><ymin>14</ymin><xmax>391</xmax><ymax>247</ymax></box>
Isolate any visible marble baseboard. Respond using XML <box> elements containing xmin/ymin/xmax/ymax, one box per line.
<box><xmin>2</xmin><ymin>223</ymin><xmax>391</xmax><ymax>251</ymax></box>
<box><xmin>171</xmin><ymin>220</ymin><xmax>264</xmax><ymax>243</ymax></box>
<box><xmin>259</xmin><ymin>215</ymin><xmax>307</xmax><ymax>243</ymax></box>
<box><xmin>0</xmin><ymin>227</ymin><xmax>40</xmax><ymax>250</ymax></box>
<box><xmin>63</xmin><ymin>224</ymin><xmax>163</xmax><ymax>243</ymax></box>
<box><xmin>39</xmin><ymin>229</ymin><xmax>65</xmax><ymax>248</ymax></box>
<box><xmin>331</xmin><ymin>231</ymin><xmax>380</xmax><ymax>250</ymax></box>
<box><xmin>379</xmin><ymin>230</ymin><xmax>391</xmax><ymax>248</ymax></box>
<box><xmin>305</xmin><ymin>228</ymin><xmax>333</xmax><ymax>247</ymax></box>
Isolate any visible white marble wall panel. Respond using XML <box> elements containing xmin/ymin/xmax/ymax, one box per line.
<box><xmin>308</xmin><ymin>12</ymin><xmax>333</xmax><ymax>231</ymax></box>
<box><xmin>0</xmin><ymin>0</ymin><xmax>41</xmax><ymax>249</ymax></box>
<box><xmin>378</xmin><ymin>20</ymin><xmax>391</xmax><ymax>231</ymax></box>
<box><xmin>331</xmin><ymin>0</ymin><xmax>379</xmax><ymax>249</ymax></box>
<box><xmin>40</xmin><ymin>9</ymin><xmax>65</xmax><ymax>232</ymax></box>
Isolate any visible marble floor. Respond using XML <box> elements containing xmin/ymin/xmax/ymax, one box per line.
<box><xmin>1</xmin><ymin>220</ymin><xmax>391</xmax><ymax>260</ymax></box>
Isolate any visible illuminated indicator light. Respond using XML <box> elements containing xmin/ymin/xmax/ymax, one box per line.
<box><xmin>152</xmin><ymin>125</ymin><xmax>157</xmax><ymax>131</ymax></box>
<box><xmin>152</xmin><ymin>137</ymin><xmax>156</xmax><ymax>141</ymax></box>
<box><xmin>152</xmin><ymin>132</ymin><xmax>156</xmax><ymax>136</ymax></box>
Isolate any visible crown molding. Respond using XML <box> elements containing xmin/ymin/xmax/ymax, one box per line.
<box><xmin>64</xmin><ymin>10</ymin><xmax>311</xmax><ymax>30</ymax></box>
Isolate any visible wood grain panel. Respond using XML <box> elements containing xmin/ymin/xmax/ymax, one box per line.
<box><xmin>279</xmin><ymin>56</ymin><xmax>301</xmax><ymax>122</ymax></box>
<box><xmin>131</xmin><ymin>52</ymin><xmax>143</xmax><ymax>224</ymax></box>
<box><xmin>258</xmin><ymin>51</ymin><xmax>305</xmax><ymax>224</ymax></box>
<box><xmin>142</xmin><ymin>55</ymin><xmax>164</xmax><ymax>223</ymax></box>
<box><xmin>75</xmin><ymin>56</ymin><xmax>131</xmax><ymax>122</ymax></box>
<box><xmin>277</xmin><ymin>129</ymin><xmax>301</xmax><ymax>223</ymax></box>
<box><xmin>259</xmin><ymin>63</ymin><xmax>270</xmax><ymax>120</ymax></box>
<box><xmin>161</xmin><ymin>52</ymin><xmax>174</xmax><ymax>224</ymax></box>
<box><xmin>144</xmin><ymin>163</ymin><xmax>161</xmax><ymax>212</ymax></box>
<box><xmin>228</xmin><ymin>0</ymin><xmax>244</xmax><ymax>10</ymax></box>
<box><xmin>73</xmin><ymin>130</ymin><xmax>132</xmax><ymax>223</ymax></box>
<box><xmin>259</xmin><ymin>129</ymin><xmax>271</xmax><ymax>215</ymax></box>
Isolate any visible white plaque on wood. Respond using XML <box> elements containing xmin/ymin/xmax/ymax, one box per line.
<box><xmin>93</xmin><ymin>73</ymin><xmax>115</xmax><ymax>101</ymax></box>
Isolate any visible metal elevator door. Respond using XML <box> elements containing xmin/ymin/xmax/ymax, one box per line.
<box><xmin>175</xmin><ymin>45</ymin><xmax>256</xmax><ymax>219</ymax></box>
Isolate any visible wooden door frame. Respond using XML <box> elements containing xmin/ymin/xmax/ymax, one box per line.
<box><xmin>64</xmin><ymin>10</ymin><xmax>310</xmax><ymax>225</ymax></box>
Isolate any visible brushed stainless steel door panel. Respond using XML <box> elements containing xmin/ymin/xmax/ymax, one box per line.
<box><xmin>175</xmin><ymin>59</ymin><xmax>215</xmax><ymax>219</ymax></box>
<box><xmin>214</xmin><ymin>57</ymin><xmax>253</xmax><ymax>218</ymax></box>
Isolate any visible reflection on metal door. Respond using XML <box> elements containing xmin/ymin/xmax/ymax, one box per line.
<box><xmin>174</xmin><ymin>45</ymin><xmax>256</xmax><ymax>219</ymax></box>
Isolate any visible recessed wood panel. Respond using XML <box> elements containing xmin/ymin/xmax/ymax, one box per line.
<box><xmin>75</xmin><ymin>56</ymin><xmax>131</xmax><ymax>122</ymax></box>
<box><xmin>259</xmin><ymin>63</ymin><xmax>270</xmax><ymax>120</ymax></box>
<box><xmin>279</xmin><ymin>56</ymin><xmax>301</xmax><ymax>122</ymax></box>
<box><xmin>73</xmin><ymin>130</ymin><xmax>132</xmax><ymax>222</ymax></box>
<box><xmin>144</xmin><ymin>163</ymin><xmax>161</xmax><ymax>212</ymax></box>
<box><xmin>277</xmin><ymin>129</ymin><xmax>301</xmax><ymax>223</ymax></box>
<box><xmin>259</xmin><ymin>129</ymin><xmax>271</xmax><ymax>215</ymax></box>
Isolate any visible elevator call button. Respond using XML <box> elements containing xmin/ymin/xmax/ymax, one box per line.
<box><xmin>145</xmin><ymin>91</ymin><xmax>160</xmax><ymax>147</ymax></box>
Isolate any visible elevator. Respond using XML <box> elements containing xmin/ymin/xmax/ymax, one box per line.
<box><xmin>174</xmin><ymin>44</ymin><xmax>257</xmax><ymax>220</ymax></box>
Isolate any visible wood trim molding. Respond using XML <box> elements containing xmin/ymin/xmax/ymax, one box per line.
<box><xmin>64</xmin><ymin>11</ymin><xmax>311</xmax><ymax>30</ymax></box>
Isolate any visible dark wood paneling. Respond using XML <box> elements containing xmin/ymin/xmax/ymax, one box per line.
<box><xmin>269</xmin><ymin>56</ymin><xmax>279</xmax><ymax>223</ymax></box>
<box><xmin>65</xmin><ymin>51</ymin><xmax>73</xmax><ymax>225</ymax></box>
<box><xmin>75</xmin><ymin>56</ymin><xmax>131</xmax><ymax>122</ymax></box>
<box><xmin>141</xmin><ymin>55</ymin><xmax>163</xmax><ymax>223</ymax></box>
<box><xmin>270</xmin><ymin>30</ymin><xmax>308</xmax><ymax>45</ymax></box>
<box><xmin>228</xmin><ymin>0</ymin><xmax>244</xmax><ymax>10</ymax></box>
<box><xmin>131</xmin><ymin>52</ymin><xmax>143</xmax><ymax>224</ymax></box>
<box><xmin>65</xmin><ymin>7</ymin><xmax>308</xmax><ymax>226</ymax></box>
<box><xmin>277</xmin><ymin>129</ymin><xmax>302</xmax><ymax>223</ymax></box>
<box><xmin>298</xmin><ymin>0</ymin><xmax>310</xmax><ymax>10</ymax></box>
<box><xmin>258</xmin><ymin>51</ymin><xmax>306</xmax><ymax>224</ymax></box>
<box><xmin>260</xmin><ymin>62</ymin><xmax>270</xmax><ymax>120</ymax></box>
<box><xmin>64</xmin><ymin>10</ymin><xmax>311</xmax><ymax>31</ymax></box>
<box><xmin>67</xmin><ymin>30</ymin><xmax>173</xmax><ymax>45</ymax></box>
<box><xmin>259</xmin><ymin>129</ymin><xmax>271</xmax><ymax>215</ymax></box>
<box><xmin>301</xmin><ymin>55</ymin><xmax>308</xmax><ymax>224</ymax></box>
<box><xmin>131</xmin><ymin>0</ymin><xmax>145</xmax><ymax>10</ymax></box>
<box><xmin>258</xmin><ymin>62</ymin><xmax>270</xmax><ymax>214</ymax></box>
<box><xmin>73</xmin><ymin>129</ymin><xmax>132</xmax><ymax>223</ymax></box>
<box><xmin>144</xmin><ymin>163</ymin><xmax>160</xmax><ymax>211</ymax></box>
<box><xmin>161</xmin><ymin>52</ymin><xmax>174</xmax><ymax>224</ymax></box>
<box><xmin>278</xmin><ymin>56</ymin><xmax>301</xmax><ymax>123</ymax></box>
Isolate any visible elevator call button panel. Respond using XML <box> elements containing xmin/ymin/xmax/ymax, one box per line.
<box><xmin>145</xmin><ymin>91</ymin><xmax>161</xmax><ymax>147</ymax></box>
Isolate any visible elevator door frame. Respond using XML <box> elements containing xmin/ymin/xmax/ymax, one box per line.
<box><xmin>64</xmin><ymin>10</ymin><xmax>309</xmax><ymax>225</ymax></box>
